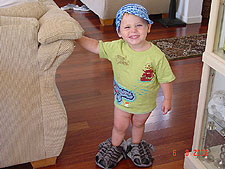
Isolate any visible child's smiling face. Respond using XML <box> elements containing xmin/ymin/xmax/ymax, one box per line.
<box><xmin>118</xmin><ymin>13</ymin><xmax>151</xmax><ymax>51</ymax></box>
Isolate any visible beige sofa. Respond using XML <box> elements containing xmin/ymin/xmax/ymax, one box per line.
<box><xmin>80</xmin><ymin>0</ymin><xmax>170</xmax><ymax>25</ymax></box>
<box><xmin>0</xmin><ymin>0</ymin><xmax>83</xmax><ymax>168</ymax></box>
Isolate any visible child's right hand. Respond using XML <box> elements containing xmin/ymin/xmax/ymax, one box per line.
<box><xmin>161</xmin><ymin>99</ymin><xmax>171</xmax><ymax>115</ymax></box>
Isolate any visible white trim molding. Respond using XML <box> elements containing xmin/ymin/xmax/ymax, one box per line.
<box><xmin>176</xmin><ymin>0</ymin><xmax>204</xmax><ymax>24</ymax></box>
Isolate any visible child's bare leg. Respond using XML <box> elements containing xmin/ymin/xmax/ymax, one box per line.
<box><xmin>131</xmin><ymin>112</ymin><xmax>151</xmax><ymax>143</ymax></box>
<box><xmin>112</xmin><ymin>106</ymin><xmax>131</xmax><ymax>146</ymax></box>
<box><xmin>127</xmin><ymin>113</ymin><xmax>154</xmax><ymax>168</ymax></box>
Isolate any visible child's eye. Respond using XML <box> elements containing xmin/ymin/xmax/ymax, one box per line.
<box><xmin>124</xmin><ymin>26</ymin><xmax>130</xmax><ymax>29</ymax></box>
<box><xmin>136</xmin><ymin>24</ymin><xmax>143</xmax><ymax>27</ymax></box>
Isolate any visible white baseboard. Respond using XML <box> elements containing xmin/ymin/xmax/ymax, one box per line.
<box><xmin>176</xmin><ymin>12</ymin><xmax>202</xmax><ymax>24</ymax></box>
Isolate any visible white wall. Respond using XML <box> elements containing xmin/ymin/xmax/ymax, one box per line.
<box><xmin>176</xmin><ymin>0</ymin><xmax>204</xmax><ymax>24</ymax></box>
<box><xmin>212</xmin><ymin>71</ymin><xmax>225</xmax><ymax>93</ymax></box>
<box><xmin>219</xmin><ymin>12</ymin><xmax>225</xmax><ymax>48</ymax></box>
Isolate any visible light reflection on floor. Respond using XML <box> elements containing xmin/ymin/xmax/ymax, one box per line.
<box><xmin>145</xmin><ymin>95</ymin><xmax>173</xmax><ymax>133</ymax></box>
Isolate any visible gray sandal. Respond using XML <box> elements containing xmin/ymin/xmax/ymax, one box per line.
<box><xmin>96</xmin><ymin>138</ymin><xmax>126</xmax><ymax>169</ymax></box>
<box><xmin>61</xmin><ymin>4</ymin><xmax>90</xmax><ymax>11</ymax></box>
<box><xmin>60</xmin><ymin>4</ymin><xmax>77</xmax><ymax>10</ymax></box>
<box><xmin>126</xmin><ymin>138</ymin><xmax>155</xmax><ymax>168</ymax></box>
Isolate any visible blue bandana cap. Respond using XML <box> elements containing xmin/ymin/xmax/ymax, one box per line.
<box><xmin>115</xmin><ymin>4</ymin><xmax>153</xmax><ymax>34</ymax></box>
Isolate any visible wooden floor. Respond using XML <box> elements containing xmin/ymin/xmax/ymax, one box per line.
<box><xmin>6</xmin><ymin>1</ymin><xmax>209</xmax><ymax>169</ymax></box>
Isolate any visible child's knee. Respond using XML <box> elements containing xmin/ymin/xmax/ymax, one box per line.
<box><xmin>113</xmin><ymin>121</ymin><xmax>129</xmax><ymax>133</ymax></box>
<box><xmin>132</xmin><ymin>119</ymin><xmax>145</xmax><ymax>128</ymax></box>
<box><xmin>132</xmin><ymin>113</ymin><xmax>150</xmax><ymax>128</ymax></box>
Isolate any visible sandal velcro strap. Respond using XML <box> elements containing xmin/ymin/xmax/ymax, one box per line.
<box><xmin>126</xmin><ymin>138</ymin><xmax>154</xmax><ymax>168</ymax></box>
<box><xmin>96</xmin><ymin>138</ymin><xmax>127</xmax><ymax>169</ymax></box>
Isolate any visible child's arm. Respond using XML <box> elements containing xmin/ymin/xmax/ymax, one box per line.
<box><xmin>160</xmin><ymin>82</ymin><xmax>172</xmax><ymax>115</ymax></box>
<box><xmin>76</xmin><ymin>36</ymin><xmax>99</xmax><ymax>54</ymax></box>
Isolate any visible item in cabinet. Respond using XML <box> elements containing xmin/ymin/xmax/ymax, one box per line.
<box><xmin>214</xmin><ymin>145</ymin><xmax>225</xmax><ymax>169</ymax></box>
<box><xmin>222</xmin><ymin>145</ymin><xmax>225</xmax><ymax>152</ymax></box>
<box><xmin>208</xmin><ymin>90</ymin><xmax>225</xmax><ymax>121</ymax></box>
<box><xmin>202</xmin><ymin>146</ymin><xmax>215</xmax><ymax>162</ymax></box>
<box><xmin>207</xmin><ymin>121</ymin><xmax>216</xmax><ymax>130</ymax></box>
<box><xmin>221</xmin><ymin>128</ymin><xmax>225</xmax><ymax>135</ymax></box>
<box><xmin>214</xmin><ymin>152</ymin><xmax>225</xmax><ymax>168</ymax></box>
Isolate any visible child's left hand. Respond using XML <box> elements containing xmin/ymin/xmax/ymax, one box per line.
<box><xmin>161</xmin><ymin>99</ymin><xmax>171</xmax><ymax>115</ymax></box>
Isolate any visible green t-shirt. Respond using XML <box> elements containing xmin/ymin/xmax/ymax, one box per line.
<box><xmin>99</xmin><ymin>39</ymin><xmax>175</xmax><ymax>114</ymax></box>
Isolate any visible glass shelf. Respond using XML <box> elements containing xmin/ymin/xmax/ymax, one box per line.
<box><xmin>213</xmin><ymin>0</ymin><xmax>225</xmax><ymax>59</ymax></box>
<box><xmin>199</xmin><ymin>69</ymin><xmax>225</xmax><ymax>169</ymax></box>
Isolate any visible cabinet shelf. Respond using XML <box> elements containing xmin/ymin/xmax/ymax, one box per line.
<box><xmin>184</xmin><ymin>0</ymin><xmax>225</xmax><ymax>168</ymax></box>
<box><xmin>214</xmin><ymin>49</ymin><xmax>225</xmax><ymax>60</ymax></box>
<box><xmin>209</xmin><ymin>114</ymin><xmax>225</xmax><ymax>130</ymax></box>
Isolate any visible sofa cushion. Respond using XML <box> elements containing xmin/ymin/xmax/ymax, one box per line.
<box><xmin>38</xmin><ymin>0</ymin><xmax>57</xmax><ymax>8</ymax></box>
<box><xmin>0</xmin><ymin>16</ymin><xmax>39</xmax><ymax>29</ymax></box>
<box><xmin>0</xmin><ymin>0</ymin><xmax>38</xmax><ymax>8</ymax></box>
<box><xmin>0</xmin><ymin>2</ymin><xmax>47</xmax><ymax>19</ymax></box>
<box><xmin>38</xmin><ymin>8</ymin><xmax>84</xmax><ymax>44</ymax></box>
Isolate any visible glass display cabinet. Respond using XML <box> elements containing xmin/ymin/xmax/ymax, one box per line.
<box><xmin>184</xmin><ymin>0</ymin><xmax>225</xmax><ymax>169</ymax></box>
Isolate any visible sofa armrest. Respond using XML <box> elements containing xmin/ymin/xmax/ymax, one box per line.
<box><xmin>38</xmin><ymin>5</ymin><xmax>84</xmax><ymax>45</ymax></box>
<box><xmin>38</xmin><ymin>40</ymin><xmax>74</xmax><ymax>71</ymax></box>
<box><xmin>0</xmin><ymin>13</ymin><xmax>69</xmax><ymax>168</ymax></box>
<box><xmin>0</xmin><ymin>22</ymin><xmax>43</xmax><ymax>169</ymax></box>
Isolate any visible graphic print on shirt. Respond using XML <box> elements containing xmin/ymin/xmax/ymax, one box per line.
<box><xmin>131</xmin><ymin>63</ymin><xmax>154</xmax><ymax>96</ymax></box>
<box><xmin>114</xmin><ymin>80</ymin><xmax>136</xmax><ymax>107</ymax></box>
<box><xmin>114</xmin><ymin>63</ymin><xmax>155</xmax><ymax>108</ymax></box>
<box><xmin>140</xmin><ymin>63</ymin><xmax>154</xmax><ymax>82</ymax></box>
<box><xmin>115</xmin><ymin>55</ymin><xmax>130</xmax><ymax>65</ymax></box>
